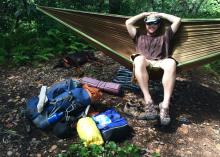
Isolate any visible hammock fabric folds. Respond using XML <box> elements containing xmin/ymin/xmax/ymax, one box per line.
<box><xmin>37</xmin><ymin>6</ymin><xmax>220</xmax><ymax>74</ymax></box>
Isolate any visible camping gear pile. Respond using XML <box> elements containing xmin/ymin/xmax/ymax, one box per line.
<box><xmin>26</xmin><ymin>78</ymin><xmax>130</xmax><ymax>145</ymax></box>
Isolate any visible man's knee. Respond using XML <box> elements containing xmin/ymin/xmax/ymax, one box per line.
<box><xmin>133</xmin><ymin>55</ymin><xmax>148</xmax><ymax>68</ymax></box>
<box><xmin>162</xmin><ymin>58</ymin><xmax>176</xmax><ymax>72</ymax></box>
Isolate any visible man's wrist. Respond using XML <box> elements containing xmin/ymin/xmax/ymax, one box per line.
<box><xmin>157</xmin><ymin>13</ymin><xmax>165</xmax><ymax>18</ymax></box>
<box><xmin>141</xmin><ymin>12</ymin><xmax>148</xmax><ymax>17</ymax></box>
<box><xmin>142</xmin><ymin>12</ymin><xmax>153</xmax><ymax>17</ymax></box>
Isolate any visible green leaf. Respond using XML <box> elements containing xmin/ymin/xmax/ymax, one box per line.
<box><xmin>12</xmin><ymin>55</ymin><xmax>30</xmax><ymax>65</ymax></box>
<box><xmin>152</xmin><ymin>152</ymin><xmax>161</xmax><ymax>157</ymax></box>
<box><xmin>0</xmin><ymin>55</ymin><xmax>5</xmax><ymax>65</ymax></box>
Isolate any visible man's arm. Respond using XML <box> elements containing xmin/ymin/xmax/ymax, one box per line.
<box><xmin>156</xmin><ymin>13</ymin><xmax>181</xmax><ymax>34</ymax></box>
<box><xmin>125</xmin><ymin>12</ymin><xmax>153</xmax><ymax>39</ymax></box>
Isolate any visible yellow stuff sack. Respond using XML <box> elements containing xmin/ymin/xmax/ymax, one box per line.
<box><xmin>77</xmin><ymin>117</ymin><xmax>104</xmax><ymax>146</ymax></box>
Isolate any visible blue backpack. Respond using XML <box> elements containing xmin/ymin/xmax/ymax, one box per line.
<box><xmin>92</xmin><ymin>108</ymin><xmax>131</xmax><ymax>142</ymax></box>
<box><xmin>26</xmin><ymin>79</ymin><xmax>91</xmax><ymax>129</ymax></box>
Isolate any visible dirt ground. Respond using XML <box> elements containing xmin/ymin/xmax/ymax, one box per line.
<box><xmin>0</xmin><ymin>51</ymin><xmax>220</xmax><ymax>157</ymax></box>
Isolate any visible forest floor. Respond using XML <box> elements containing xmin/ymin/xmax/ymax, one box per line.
<box><xmin>0</xmin><ymin>51</ymin><xmax>220</xmax><ymax>157</ymax></box>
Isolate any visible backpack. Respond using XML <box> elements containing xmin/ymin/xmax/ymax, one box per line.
<box><xmin>53</xmin><ymin>50</ymin><xmax>97</xmax><ymax>69</ymax></box>
<box><xmin>92</xmin><ymin>108</ymin><xmax>131</xmax><ymax>142</ymax></box>
<box><xmin>26</xmin><ymin>79</ymin><xmax>91</xmax><ymax>130</ymax></box>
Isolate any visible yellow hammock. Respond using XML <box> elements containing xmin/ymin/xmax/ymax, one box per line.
<box><xmin>37</xmin><ymin>6</ymin><xmax>220</xmax><ymax>77</ymax></box>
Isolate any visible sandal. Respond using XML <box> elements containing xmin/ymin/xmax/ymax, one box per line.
<box><xmin>123</xmin><ymin>102</ymin><xmax>140</xmax><ymax>118</ymax></box>
<box><xmin>141</xmin><ymin>102</ymin><xmax>158</xmax><ymax>120</ymax></box>
<box><xmin>159</xmin><ymin>103</ymin><xmax>171</xmax><ymax>125</ymax></box>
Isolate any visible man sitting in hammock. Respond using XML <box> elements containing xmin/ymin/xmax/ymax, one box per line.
<box><xmin>125</xmin><ymin>12</ymin><xmax>181</xmax><ymax>125</ymax></box>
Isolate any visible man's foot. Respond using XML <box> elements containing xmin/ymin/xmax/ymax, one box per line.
<box><xmin>142</xmin><ymin>102</ymin><xmax>158</xmax><ymax>120</ymax></box>
<box><xmin>159</xmin><ymin>103</ymin><xmax>171</xmax><ymax>125</ymax></box>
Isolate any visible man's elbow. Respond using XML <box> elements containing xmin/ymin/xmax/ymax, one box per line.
<box><xmin>176</xmin><ymin>17</ymin><xmax>181</xmax><ymax>24</ymax></box>
<box><xmin>125</xmin><ymin>20</ymin><xmax>128</xmax><ymax>26</ymax></box>
<box><xmin>174</xmin><ymin>17</ymin><xmax>181</xmax><ymax>29</ymax></box>
<box><xmin>125</xmin><ymin>19</ymin><xmax>131</xmax><ymax>27</ymax></box>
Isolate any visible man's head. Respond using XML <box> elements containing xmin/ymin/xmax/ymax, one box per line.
<box><xmin>144</xmin><ymin>15</ymin><xmax>161</xmax><ymax>35</ymax></box>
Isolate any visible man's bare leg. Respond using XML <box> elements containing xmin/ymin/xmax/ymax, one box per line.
<box><xmin>158</xmin><ymin>58</ymin><xmax>176</xmax><ymax>124</ymax></box>
<box><xmin>133</xmin><ymin>56</ymin><xmax>153</xmax><ymax>104</ymax></box>
<box><xmin>133</xmin><ymin>56</ymin><xmax>158</xmax><ymax>120</ymax></box>
<box><xmin>160</xmin><ymin>58</ymin><xmax>177</xmax><ymax>109</ymax></box>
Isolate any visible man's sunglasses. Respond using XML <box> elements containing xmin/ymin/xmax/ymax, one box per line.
<box><xmin>146</xmin><ymin>21</ymin><xmax>160</xmax><ymax>25</ymax></box>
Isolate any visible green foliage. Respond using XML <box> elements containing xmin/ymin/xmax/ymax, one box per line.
<box><xmin>203</xmin><ymin>60</ymin><xmax>220</xmax><ymax>75</ymax></box>
<box><xmin>0</xmin><ymin>20</ymin><xmax>91</xmax><ymax>65</ymax></box>
<box><xmin>199</xmin><ymin>0</ymin><xmax>220</xmax><ymax>17</ymax></box>
<box><xmin>0</xmin><ymin>0</ymin><xmax>37</xmax><ymax>32</ymax></box>
<box><xmin>58</xmin><ymin>141</ymin><xmax>142</xmax><ymax>157</ymax></box>
<box><xmin>151</xmin><ymin>152</ymin><xmax>161</xmax><ymax>157</ymax></box>
<box><xmin>119</xmin><ymin>0</ymin><xmax>220</xmax><ymax>17</ymax></box>
<box><xmin>0</xmin><ymin>0</ymin><xmax>93</xmax><ymax>66</ymax></box>
<box><xmin>0</xmin><ymin>48</ymin><xmax>7</xmax><ymax>65</ymax></box>
<box><xmin>11</xmin><ymin>45</ymin><xmax>31</xmax><ymax>65</ymax></box>
<box><xmin>209</xmin><ymin>60</ymin><xmax>220</xmax><ymax>74</ymax></box>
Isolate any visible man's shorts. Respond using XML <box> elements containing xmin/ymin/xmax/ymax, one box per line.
<box><xmin>130</xmin><ymin>53</ymin><xmax>177</xmax><ymax>70</ymax></box>
<box><xmin>147</xmin><ymin>59</ymin><xmax>164</xmax><ymax>69</ymax></box>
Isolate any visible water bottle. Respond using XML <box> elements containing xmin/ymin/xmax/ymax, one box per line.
<box><xmin>48</xmin><ymin>112</ymin><xmax>64</xmax><ymax>124</ymax></box>
<box><xmin>33</xmin><ymin>112</ymin><xmax>64</xmax><ymax>129</ymax></box>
